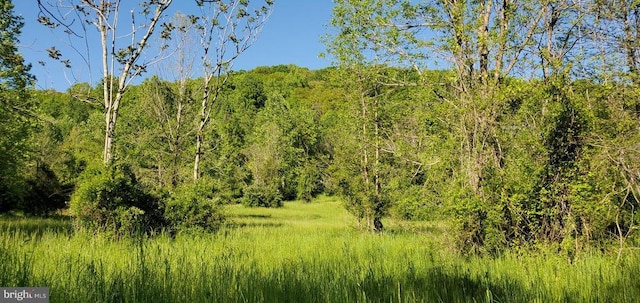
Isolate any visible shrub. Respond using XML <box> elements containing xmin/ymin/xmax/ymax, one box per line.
<box><xmin>242</xmin><ymin>183</ymin><xmax>283</xmax><ymax>207</ymax></box>
<box><xmin>163</xmin><ymin>178</ymin><xmax>224</xmax><ymax>233</ymax></box>
<box><xmin>20</xmin><ymin>164</ymin><xmax>69</xmax><ymax>216</ymax></box>
<box><xmin>0</xmin><ymin>179</ymin><xmax>21</xmax><ymax>213</ymax></box>
<box><xmin>296</xmin><ymin>162</ymin><xmax>323</xmax><ymax>203</ymax></box>
<box><xmin>389</xmin><ymin>186</ymin><xmax>433</xmax><ymax>220</ymax></box>
<box><xmin>69</xmin><ymin>163</ymin><xmax>163</xmax><ymax>237</ymax></box>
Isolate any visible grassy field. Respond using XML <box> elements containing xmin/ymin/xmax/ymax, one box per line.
<box><xmin>1</xmin><ymin>196</ymin><xmax>639</xmax><ymax>302</ymax></box>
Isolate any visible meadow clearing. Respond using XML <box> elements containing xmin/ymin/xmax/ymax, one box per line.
<box><xmin>1</xmin><ymin>196</ymin><xmax>638</xmax><ymax>302</ymax></box>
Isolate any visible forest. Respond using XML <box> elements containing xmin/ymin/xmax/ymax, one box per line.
<box><xmin>1</xmin><ymin>0</ymin><xmax>640</xmax><ymax>301</ymax></box>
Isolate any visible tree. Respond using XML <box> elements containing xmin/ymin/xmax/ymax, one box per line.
<box><xmin>570</xmin><ymin>80</ymin><xmax>640</xmax><ymax>259</ymax></box>
<box><xmin>0</xmin><ymin>0</ymin><xmax>35</xmax><ymax>211</ymax></box>
<box><xmin>191</xmin><ymin>0</ymin><xmax>273</xmax><ymax>180</ymax></box>
<box><xmin>119</xmin><ymin>13</ymin><xmax>200</xmax><ymax>189</ymax></box>
<box><xmin>325</xmin><ymin>1</ymin><xmax>404</xmax><ymax>232</ymax></box>
<box><xmin>116</xmin><ymin>78</ymin><xmax>192</xmax><ymax>189</ymax></box>
<box><xmin>37</xmin><ymin>0</ymin><xmax>174</xmax><ymax>165</ymax></box>
<box><xmin>590</xmin><ymin>0</ymin><xmax>640</xmax><ymax>83</ymax></box>
<box><xmin>243</xmin><ymin>83</ymin><xmax>324</xmax><ymax>206</ymax></box>
<box><xmin>0</xmin><ymin>0</ymin><xmax>33</xmax><ymax>91</ymax></box>
<box><xmin>153</xmin><ymin>14</ymin><xmax>198</xmax><ymax>188</ymax></box>
<box><xmin>324</xmin><ymin>0</ymin><xmax>604</xmax><ymax>249</ymax></box>
<box><xmin>35</xmin><ymin>0</ymin><xmax>271</xmax><ymax>171</ymax></box>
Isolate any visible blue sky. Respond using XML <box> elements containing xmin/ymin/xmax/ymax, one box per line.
<box><xmin>14</xmin><ymin>1</ymin><xmax>336</xmax><ymax>91</ymax></box>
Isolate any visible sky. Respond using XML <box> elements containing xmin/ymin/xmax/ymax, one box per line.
<box><xmin>14</xmin><ymin>1</ymin><xmax>336</xmax><ymax>91</ymax></box>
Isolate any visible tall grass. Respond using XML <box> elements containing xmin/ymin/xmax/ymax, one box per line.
<box><xmin>1</xmin><ymin>198</ymin><xmax>639</xmax><ymax>302</ymax></box>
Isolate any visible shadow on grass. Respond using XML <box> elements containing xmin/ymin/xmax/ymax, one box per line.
<box><xmin>0</xmin><ymin>214</ymin><xmax>73</xmax><ymax>236</ymax></box>
<box><xmin>26</xmin><ymin>247</ymin><xmax>637</xmax><ymax>303</ymax></box>
<box><xmin>222</xmin><ymin>222</ymin><xmax>284</xmax><ymax>229</ymax></box>
<box><xmin>223</xmin><ymin>213</ymin><xmax>286</xmax><ymax>229</ymax></box>
<box><xmin>41</xmin><ymin>258</ymin><xmax>537</xmax><ymax>303</ymax></box>
<box><xmin>215</xmin><ymin>261</ymin><xmax>536</xmax><ymax>303</ymax></box>
<box><xmin>230</xmin><ymin>214</ymin><xmax>273</xmax><ymax>219</ymax></box>
<box><xmin>383</xmin><ymin>225</ymin><xmax>443</xmax><ymax>236</ymax></box>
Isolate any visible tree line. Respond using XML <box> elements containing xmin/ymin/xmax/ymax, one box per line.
<box><xmin>323</xmin><ymin>0</ymin><xmax>640</xmax><ymax>255</ymax></box>
<box><xmin>0</xmin><ymin>0</ymin><xmax>639</xmax><ymax>255</ymax></box>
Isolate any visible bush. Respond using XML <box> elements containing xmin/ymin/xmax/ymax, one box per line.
<box><xmin>69</xmin><ymin>163</ymin><xmax>163</xmax><ymax>237</ymax></box>
<box><xmin>0</xmin><ymin>179</ymin><xmax>20</xmax><ymax>213</ymax></box>
<box><xmin>164</xmin><ymin>178</ymin><xmax>224</xmax><ymax>233</ymax></box>
<box><xmin>296</xmin><ymin>162</ymin><xmax>323</xmax><ymax>203</ymax></box>
<box><xmin>242</xmin><ymin>183</ymin><xmax>283</xmax><ymax>207</ymax></box>
<box><xmin>20</xmin><ymin>164</ymin><xmax>69</xmax><ymax>216</ymax></box>
<box><xmin>389</xmin><ymin>186</ymin><xmax>434</xmax><ymax>220</ymax></box>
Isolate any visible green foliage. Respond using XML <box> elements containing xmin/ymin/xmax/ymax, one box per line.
<box><xmin>324</xmin><ymin>0</ymin><xmax>632</xmax><ymax>251</ymax></box>
<box><xmin>69</xmin><ymin>163</ymin><xmax>163</xmax><ymax>237</ymax></box>
<box><xmin>0</xmin><ymin>0</ymin><xmax>35</xmax><ymax>214</ymax></box>
<box><xmin>17</xmin><ymin>0</ymin><xmax>640</xmax><ymax>261</ymax></box>
<box><xmin>241</xmin><ymin>183</ymin><xmax>283</xmax><ymax>208</ymax></box>
<box><xmin>31</xmin><ymin>89</ymin><xmax>96</xmax><ymax>185</ymax></box>
<box><xmin>296</xmin><ymin>161</ymin><xmax>324</xmax><ymax>203</ymax></box>
<box><xmin>0</xmin><ymin>0</ymin><xmax>34</xmax><ymax>90</ymax></box>
<box><xmin>17</xmin><ymin>59</ymin><xmax>640</xmax><ymax>253</ymax></box>
<box><xmin>241</xmin><ymin>72</ymin><xmax>325</xmax><ymax>206</ymax></box>
<box><xmin>19</xmin><ymin>164</ymin><xmax>68</xmax><ymax>216</ymax></box>
<box><xmin>388</xmin><ymin>185</ymin><xmax>431</xmax><ymax>220</ymax></box>
<box><xmin>117</xmin><ymin>78</ymin><xmax>196</xmax><ymax>189</ymax></box>
<box><xmin>163</xmin><ymin>178</ymin><xmax>224</xmax><ymax>233</ymax></box>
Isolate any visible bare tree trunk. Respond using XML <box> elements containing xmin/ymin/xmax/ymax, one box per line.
<box><xmin>445</xmin><ymin>0</ymin><xmax>472</xmax><ymax>92</ymax></box>
<box><xmin>542</xmin><ymin>4</ymin><xmax>553</xmax><ymax>80</ymax></box>
<box><xmin>98</xmin><ymin>0</ymin><xmax>172</xmax><ymax>165</ymax></box>
<box><xmin>360</xmin><ymin>89</ymin><xmax>370</xmax><ymax>229</ymax></box>
<box><xmin>194</xmin><ymin>80</ymin><xmax>210</xmax><ymax>180</ymax></box>
<box><xmin>171</xmin><ymin>83</ymin><xmax>185</xmax><ymax>187</ymax></box>
<box><xmin>104</xmin><ymin>109</ymin><xmax>116</xmax><ymax>164</ymax></box>
<box><xmin>493</xmin><ymin>0</ymin><xmax>509</xmax><ymax>83</ymax></box>
<box><xmin>360</xmin><ymin>90</ymin><xmax>370</xmax><ymax>188</ymax></box>
<box><xmin>193</xmin><ymin>139</ymin><xmax>202</xmax><ymax>180</ymax></box>
<box><xmin>478</xmin><ymin>0</ymin><xmax>492</xmax><ymax>86</ymax></box>
<box><xmin>99</xmin><ymin>10</ymin><xmax>112</xmax><ymax>164</ymax></box>
<box><xmin>373</xmin><ymin>92</ymin><xmax>383</xmax><ymax>232</ymax></box>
